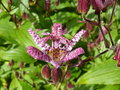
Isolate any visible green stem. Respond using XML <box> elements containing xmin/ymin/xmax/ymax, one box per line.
<box><xmin>98</xmin><ymin>14</ymin><xmax>109</xmax><ymax>48</ymax></box>
<box><xmin>57</xmin><ymin>65</ymin><xmax>69</xmax><ymax>90</ymax></box>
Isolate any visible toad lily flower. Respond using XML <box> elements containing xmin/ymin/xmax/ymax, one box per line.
<box><xmin>27</xmin><ymin>23</ymin><xmax>86</xmax><ymax>68</ymax></box>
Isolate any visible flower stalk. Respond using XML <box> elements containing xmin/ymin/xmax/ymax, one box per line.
<box><xmin>98</xmin><ymin>14</ymin><xmax>109</xmax><ymax>48</ymax></box>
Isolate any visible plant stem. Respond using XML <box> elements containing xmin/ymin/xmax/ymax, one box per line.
<box><xmin>109</xmin><ymin>0</ymin><xmax>117</xmax><ymax>24</ymax></box>
<box><xmin>104</xmin><ymin>25</ymin><xmax>114</xmax><ymax>46</ymax></box>
<box><xmin>57</xmin><ymin>65</ymin><xmax>69</xmax><ymax>90</ymax></box>
<box><xmin>0</xmin><ymin>1</ymin><xmax>9</xmax><ymax>12</ymax></box>
<box><xmin>98</xmin><ymin>14</ymin><xmax>109</xmax><ymax>48</ymax></box>
<box><xmin>104</xmin><ymin>1</ymin><xmax>117</xmax><ymax>46</ymax></box>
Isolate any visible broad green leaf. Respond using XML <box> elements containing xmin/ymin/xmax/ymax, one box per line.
<box><xmin>44</xmin><ymin>84</ymin><xmax>56</xmax><ymax>90</ymax></box>
<box><xmin>74</xmin><ymin>85</ymin><xmax>120</xmax><ymax>90</ymax></box>
<box><xmin>0</xmin><ymin>46</ymin><xmax>35</xmax><ymax>63</ymax></box>
<box><xmin>77</xmin><ymin>60</ymin><xmax>120</xmax><ymax>84</ymax></box>
<box><xmin>22</xmin><ymin>75</ymin><xmax>33</xmax><ymax>84</ymax></box>
<box><xmin>9</xmin><ymin>78</ymin><xmax>22</xmax><ymax>90</ymax></box>
<box><xmin>14</xmin><ymin>21</ymin><xmax>36</xmax><ymax>47</ymax></box>
<box><xmin>19</xmin><ymin>81</ymin><xmax>33</xmax><ymax>90</ymax></box>
<box><xmin>0</xmin><ymin>16</ymin><xmax>16</xmax><ymax>42</ymax></box>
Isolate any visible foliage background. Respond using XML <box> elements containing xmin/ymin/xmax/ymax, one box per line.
<box><xmin>0</xmin><ymin>0</ymin><xmax>120</xmax><ymax>90</ymax></box>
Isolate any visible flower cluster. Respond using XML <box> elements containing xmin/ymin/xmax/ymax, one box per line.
<box><xmin>77</xmin><ymin>0</ymin><xmax>115</xmax><ymax>14</ymax></box>
<box><xmin>27</xmin><ymin>23</ymin><xmax>85</xmax><ymax>68</ymax></box>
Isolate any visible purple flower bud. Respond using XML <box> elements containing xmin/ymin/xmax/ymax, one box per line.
<box><xmin>87</xmin><ymin>42</ymin><xmax>96</xmax><ymax>50</ymax></box>
<box><xmin>77</xmin><ymin>0</ymin><xmax>90</xmax><ymax>14</ymax></box>
<box><xmin>91</xmin><ymin>0</ymin><xmax>104</xmax><ymax>14</ymax></box>
<box><xmin>65</xmin><ymin>71</ymin><xmax>71</xmax><ymax>79</ymax></box>
<box><xmin>67</xmin><ymin>82</ymin><xmax>74</xmax><ymax>89</ymax></box>
<box><xmin>45</xmin><ymin>0</ymin><xmax>50</xmax><ymax>12</ymax></box>
<box><xmin>17</xmin><ymin>18</ymin><xmax>22</xmax><ymax>28</ymax></box>
<box><xmin>55</xmin><ymin>0</ymin><xmax>60</xmax><ymax>6</ymax></box>
<box><xmin>20</xmin><ymin>62</ymin><xmax>24</xmax><ymax>69</ymax></box>
<box><xmin>8</xmin><ymin>60</ymin><xmax>14</xmax><ymax>67</ymax></box>
<box><xmin>51</xmin><ymin>68</ymin><xmax>62</xmax><ymax>84</ymax></box>
<box><xmin>114</xmin><ymin>44</ymin><xmax>120</xmax><ymax>67</ymax></box>
<box><xmin>35</xmin><ymin>72</ymin><xmax>39</xmax><ymax>77</ymax></box>
<box><xmin>41</xmin><ymin>65</ymin><xmax>51</xmax><ymax>80</ymax></box>
<box><xmin>22</xmin><ymin>71</ymin><xmax>26</xmax><ymax>75</ymax></box>
<box><xmin>83</xmin><ymin>30</ymin><xmax>89</xmax><ymax>39</ymax></box>
<box><xmin>103</xmin><ymin>0</ymin><xmax>115</xmax><ymax>11</ymax></box>
<box><xmin>86</xmin><ymin>22</ymin><xmax>92</xmax><ymax>31</ymax></box>
<box><xmin>22</xmin><ymin>12</ymin><xmax>29</xmax><ymax>20</ymax></box>
<box><xmin>15</xmin><ymin>71</ymin><xmax>19</xmax><ymax>78</ymax></box>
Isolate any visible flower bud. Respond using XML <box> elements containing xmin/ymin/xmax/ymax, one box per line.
<box><xmin>51</xmin><ymin>68</ymin><xmax>62</xmax><ymax>84</ymax></box>
<box><xmin>88</xmin><ymin>42</ymin><xmax>96</xmax><ymax>50</ymax></box>
<box><xmin>91</xmin><ymin>0</ymin><xmax>104</xmax><ymax>14</ymax></box>
<box><xmin>41</xmin><ymin>65</ymin><xmax>51</xmax><ymax>80</ymax></box>
<box><xmin>55</xmin><ymin>0</ymin><xmax>60</xmax><ymax>6</ymax></box>
<box><xmin>65</xmin><ymin>71</ymin><xmax>71</xmax><ymax>79</ymax></box>
<box><xmin>45</xmin><ymin>0</ymin><xmax>50</xmax><ymax>12</ymax></box>
<box><xmin>17</xmin><ymin>18</ymin><xmax>22</xmax><ymax>28</ymax></box>
<box><xmin>67</xmin><ymin>82</ymin><xmax>74</xmax><ymax>89</ymax></box>
<box><xmin>117</xmin><ymin>60</ymin><xmax>120</xmax><ymax>67</ymax></box>
<box><xmin>35</xmin><ymin>72</ymin><xmax>39</xmax><ymax>77</ymax></box>
<box><xmin>77</xmin><ymin>0</ymin><xmax>90</xmax><ymax>14</ymax></box>
<box><xmin>20</xmin><ymin>62</ymin><xmax>24</xmax><ymax>69</ymax></box>
<box><xmin>22</xmin><ymin>12</ymin><xmax>29</xmax><ymax>20</ymax></box>
<box><xmin>103</xmin><ymin>0</ymin><xmax>115</xmax><ymax>11</ymax></box>
<box><xmin>8</xmin><ymin>60</ymin><xmax>14</xmax><ymax>67</ymax></box>
<box><xmin>113</xmin><ymin>44</ymin><xmax>120</xmax><ymax>67</ymax></box>
<box><xmin>86</xmin><ymin>22</ymin><xmax>92</xmax><ymax>31</ymax></box>
<box><xmin>22</xmin><ymin>71</ymin><xmax>26</xmax><ymax>75</ymax></box>
<box><xmin>15</xmin><ymin>71</ymin><xmax>19</xmax><ymax>78</ymax></box>
<box><xmin>83</xmin><ymin>30</ymin><xmax>89</xmax><ymax>39</ymax></box>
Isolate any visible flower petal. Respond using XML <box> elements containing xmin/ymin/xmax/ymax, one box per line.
<box><xmin>27</xmin><ymin>46</ymin><xmax>51</xmax><ymax>62</ymax></box>
<box><xmin>62</xmin><ymin>48</ymin><xmax>84</xmax><ymax>62</ymax></box>
<box><xmin>28</xmin><ymin>29</ymin><xmax>50</xmax><ymax>51</ymax></box>
<box><xmin>42</xmin><ymin>32</ymin><xmax>51</xmax><ymax>35</ymax></box>
<box><xmin>50</xmin><ymin>60</ymin><xmax>63</xmax><ymax>68</ymax></box>
<box><xmin>52</xmin><ymin>23</ymin><xmax>63</xmax><ymax>36</ymax></box>
<box><xmin>67</xmin><ymin>30</ymin><xmax>86</xmax><ymax>51</ymax></box>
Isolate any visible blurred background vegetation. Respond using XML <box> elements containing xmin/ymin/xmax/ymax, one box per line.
<box><xmin>0</xmin><ymin>0</ymin><xmax>120</xmax><ymax>90</ymax></box>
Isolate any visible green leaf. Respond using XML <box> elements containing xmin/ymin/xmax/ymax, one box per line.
<box><xmin>19</xmin><ymin>81</ymin><xmax>33</xmax><ymax>90</ymax></box>
<box><xmin>9</xmin><ymin>78</ymin><xmax>22</xmax><ymax>90</ymax></box>
<box><xmin>77</xmin><ymin>60</ymin><xmax>120</xmax><ymax>84</ymax></box>
<box><xmin>0</xmin><ymin>16</ymin><xmax>16</xmax><ymax>42</ymax></box>
<box><xmin>14</xmin><ymin>21</ymin><xmax>36</xmax><ymax>47</ymax></box>
<box><xmin>0</xmin><ymin>46</ymin><xmax>35</xmax><ymax>63</ymax></box>
<box><xmin>74</xmin><ymin>85</ymin><xmax>120</xmax><ymax>90</ymax></box>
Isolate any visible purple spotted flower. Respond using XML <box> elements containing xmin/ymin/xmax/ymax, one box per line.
<box><xmin>27</xmin><ymin>23</ymin><xmax>86</xmax><ymax>68</ymax></box>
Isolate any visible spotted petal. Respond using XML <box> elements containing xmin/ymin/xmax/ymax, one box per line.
<box><xmin>67</xmin><ymin>30</ymin><xmax>86</xmax><ymax>51</ymax></box>
<box><xmin>27</xmin><ymin>46</ymin><xmax>51</xmax><ymax>62</ymax></box>
<box><xmin>62</xmin><ymin>48</ymin><xmax>84</xmax><ymax>62</ymax></box>
<box><xmin>28</xmin><ymin>29</ymin><xmax>50</xmax><ymax>51</ymax></box>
